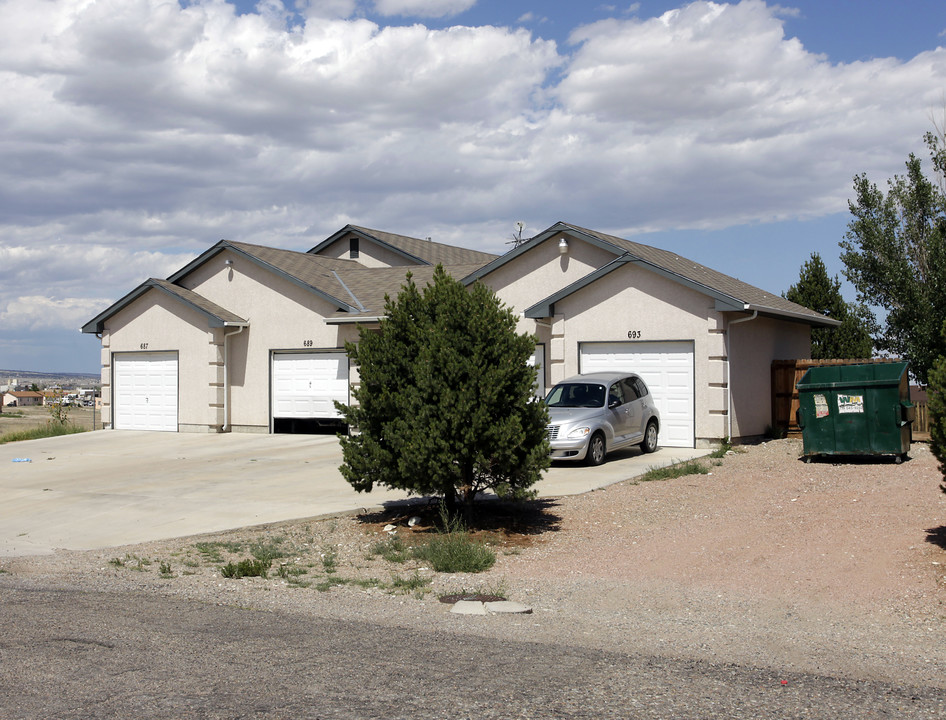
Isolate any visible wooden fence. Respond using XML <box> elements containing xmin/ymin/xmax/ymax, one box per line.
<box><xmin>771</xmin><ymin>358</ymin><xmax>930</xmax><ymax>439</ymax></box>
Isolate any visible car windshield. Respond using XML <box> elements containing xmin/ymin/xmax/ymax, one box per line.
<box><xmin>545</xmin><ymin>383</ymin><xmax>606</xmax><ymax>409</ymax></box>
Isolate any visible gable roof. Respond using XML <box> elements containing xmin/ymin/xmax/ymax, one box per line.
<box><xmin>81</xmin><ymin>278</ymin><xmax>248</xmax><ymax>334</ymax></box>
<box><xmin>168</xmin><ymin>240</ymin><xmax>362</xmax><ymax>313</ymax></box>
<box><xmin>469</xmin><ymin>221</ymin><xmax>838</xmax><ymax>326</ymax></box>
<box><xmin>309</xmin><ymin>224</ymin><xmax>498</xmax><ymax>267</ymax></box>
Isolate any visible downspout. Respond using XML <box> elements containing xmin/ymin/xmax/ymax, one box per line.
<box><xmin>222</xmin><ymin>325</ymin><xmax>246</xmax><ymax>432</ymax></box>
<box><xmin>726</xmin><ymin>310</ymin><xmax>758</xmax><ymax>441</ymax></box>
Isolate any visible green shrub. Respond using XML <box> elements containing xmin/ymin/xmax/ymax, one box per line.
<box><xmin>220</xmin><ymin>558</ymin><xmax>271</xmax><ymax>579</ymax></box>
<box><xmin>249</xmin><ymin>537</ymin><xmax>288</xmax><ymax>563</ymax></box>
<box><xmin>369</xmin><ymin>536</ymin><xmax>410</xmax><ymax>563</ymax></box>
<box><xmin>321</xmin><ymin>547</ymin><xmax>339</xmax><ymax>574</ymax></box>
<box><xmin>638</xmin><ymin>459</ymin><xmax>709</xmax><ymax>483</ymax></box>
<box><xmin>708</xmin><ymin>437</ymin><xmax>732</xmax><ymax>458</ymax></box>
<box><xmin>390</xmin><ymin>571</ymin><xmax>432</xmax><ymax>594</ymax></box>
<box><xmin>194</xmin><ymin>540</ymin><xmax>243</xmax><ymax>563</ymax></box>
<box><xmin>412</xmin><ymin>532</ymin><xmax>495</xmax><ymax>573</ymax></box>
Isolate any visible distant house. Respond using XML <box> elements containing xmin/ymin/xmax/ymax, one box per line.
<box><xmin>2</xmin><ymin>390</ymin><xmax>44</xmax><ymax>407</ymax></box>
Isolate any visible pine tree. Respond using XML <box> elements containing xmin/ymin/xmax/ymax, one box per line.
<box><xmin>336</xmin><ymin>266</ymin><xmax>549</xmax><ymax>512</ymax></box>
<box><xmin>784</xmin><ymin>252</ymin><xmax>874</xmax><ymax>359</ymax></box>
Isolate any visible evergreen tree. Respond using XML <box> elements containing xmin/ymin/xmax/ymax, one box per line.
<box><xmin>784</xmin><ymin>252</ymin><xmax>874</xmax><ymax>359</ymax></box>
<box><xmin>336</xmin><ymin>266</ymin><xmax>549</xmax><ymax>512</ymax></box>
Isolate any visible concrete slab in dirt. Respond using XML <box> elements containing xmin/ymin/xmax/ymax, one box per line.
<box><xmin>0</xmin><ymin>430</ymin><xmax>710</xmax><ymax>556</ymax></box>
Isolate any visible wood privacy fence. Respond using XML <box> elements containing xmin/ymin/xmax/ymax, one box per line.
<box><xmin>771</xmin><ymin>358</ymin><xmax>930</xmax><ymax>438</ymax></box>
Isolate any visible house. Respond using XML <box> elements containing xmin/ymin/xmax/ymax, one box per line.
<box><xmin>82</xmin><ymin>222</ymin><xmax>837</xmax><ymax>446</ymax></box>
<box><xmin>2</xmin><ymin>390</ymin><xmax>44</xmax><ymax>407</ymax></box>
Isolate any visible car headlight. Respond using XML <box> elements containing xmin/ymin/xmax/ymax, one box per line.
<box><xmin>568</xmin><ymin>426</ymin><xmax>591</xmax><ymax>439</ymax></box>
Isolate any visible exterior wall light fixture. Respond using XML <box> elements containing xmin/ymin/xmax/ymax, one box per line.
<box><xmin>559</xmin><ymin>238</ymin><xmax>569</xmax><ymax>254</ymax></box>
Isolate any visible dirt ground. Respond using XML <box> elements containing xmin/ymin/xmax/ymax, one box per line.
<box><xmin>0</xmin><ymin>404</ymin><xmax>102</xmax><ymax>434</ymax></box>
<box><xmin>4</xmin><ymin>437</ymin><xmax>946</xmax><ymax>688</ymax></box>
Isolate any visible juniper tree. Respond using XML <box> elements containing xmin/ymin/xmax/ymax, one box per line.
<box><xmin>336</xmin><ymin>266</ymin><xmax>549</xmax><ymax>513</ymax></box>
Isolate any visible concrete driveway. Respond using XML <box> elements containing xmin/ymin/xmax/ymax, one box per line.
<box><xmin>0</xmin><ymin>430</ymin><xmax>709</xmax><ymax>556</ymax></box>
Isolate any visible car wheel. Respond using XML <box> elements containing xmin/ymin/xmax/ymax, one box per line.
<box><xmin>641</xmin><ymin>421</ymin><xmax>658</xmax><ymax>454</ymax></box>
<box><xmin>586</xmin><ymin>433</ymin><xmax>606</xmax><ymax>466</ymax></box>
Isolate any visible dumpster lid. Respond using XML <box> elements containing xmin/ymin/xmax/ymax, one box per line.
<box><xmin>796</xmin><ymin>362</ymin><xmax>909</xmax><ymax>391</ymax></box>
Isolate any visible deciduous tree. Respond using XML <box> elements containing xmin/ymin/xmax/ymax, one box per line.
<box><xmin>840</xmin><ymin>131</ymin><xmax>946</xmax><ymax>384</ymax></box>
<box><xmin>336</xmin><ymin>267</ymin><xmax>549</xmax><ymax>513</ymax></box>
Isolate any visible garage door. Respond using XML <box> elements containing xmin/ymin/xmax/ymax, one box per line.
<box><xmin>271</xmin><ymin>352</ymin><xmax>348</xmax><ymax>422</ymax></box>
<box><xmin>113</xmin><ymin>352</ymin><xmax>179</xmax><ymax>431</ymax></box>
<box><xmin>580</xmin><ymin>341</ymin><xmax>694</xmax><ymax>448</ymax></box>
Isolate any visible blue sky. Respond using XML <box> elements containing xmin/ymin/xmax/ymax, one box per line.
<box><xmin>1</xmin><ymin>0</ymin><xmax>945</xmax><ymax>373</ymax></box>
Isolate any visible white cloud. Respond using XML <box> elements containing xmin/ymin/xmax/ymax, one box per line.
<box><xmin>298</xmin><ymin>0</ymin><xmax>359</xmax><ymax>20</ymax></box>
<box><xmin>0</xmin><ymin>296</ymin><xmax>112</xmax><ymax>332</ymax></box>
<box><xmin>0</xmin><ymin>0</ymin><xmax>945</xmax><ymax>350</ymax></box>
<box><xmin>372</xmin><ymin>0</ymin><xmax>476</xmax><ymax>19</ymax></box>
<box><xmin>546</xmin><ymin>0</ymin><xmax>945</xmax><ymax>230</ymax></box>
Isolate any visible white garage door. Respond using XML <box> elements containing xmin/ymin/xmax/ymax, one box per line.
<box><xmin>272</xmin><ymin>352</ymin><xmax>348</xmax><ymax>420</ymax></box>
<box><xmin>580</xmin><ymin>341</ymin><xmax>694</xmax><ymax>448</ymax></box>
<box><xmin>113</xmin><ymin>352</ymin><xmax>179</xmax><ymax>431</ymax></box>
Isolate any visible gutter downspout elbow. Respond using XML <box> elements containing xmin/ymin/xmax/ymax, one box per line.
<box><xmin>222</xmin><ymin>325</ymin><xmax>246</xmax><ymax>432</ymax></box>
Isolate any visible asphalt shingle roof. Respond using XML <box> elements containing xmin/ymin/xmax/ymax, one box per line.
<box><xmin>328</xmin><ymin>263</ymin><xmax>492</xmax><ymax>319</ymax></box>
<box><xmin>346</xmin><ymin>226</ymin><xmax>498</xmax><ymax>267</ymax></box>
<box><xmin>549</xmin><ymin>222</ymin><xmax>832</xmax><ymax>324</ymax></box>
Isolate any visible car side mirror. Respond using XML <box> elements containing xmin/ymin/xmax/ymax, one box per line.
<box><xmin>608</xmin><ymin>398</ymin><xmax>621</xmax><ymax>409</ymax></box>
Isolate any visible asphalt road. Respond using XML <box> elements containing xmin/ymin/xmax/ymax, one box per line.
<box><xmin>2</xmin><ymin>584</ymin><xmax>944</xmax><ymax>719</ymax></box>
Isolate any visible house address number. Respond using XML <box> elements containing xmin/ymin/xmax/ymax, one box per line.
<box><xmin>303</xmin><ymin>340</ymin><xmax>313</xmax><ymax>347</ymax></box>
<box><xmin>140</xmin><ymin>343</ymin><xmax>149</xmax><ymax>349</ymax></box>
<box><xmin>627</xmin><ymin>330</ymin><xmax>642</xmax><ymax>339</ymax></box>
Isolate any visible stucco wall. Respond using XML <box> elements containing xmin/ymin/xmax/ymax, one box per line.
<box><xmin>177</xmin><ymin>248</ymin><xmax>358</xmax><ymax>430</ymax></box>
<box><xmin>483</xmin><ymin>233</ymin><xmax>616</xmax><ymax>327</ymax></box>
<box><xmin>728</xmin><ymin>316</ymin><xmax>810</xmax><ymax>440</ymax></box>
<box><xmin>101</xmin><ymin>291</ymin><xmax>221</xmax><ymax>431</ymax></box>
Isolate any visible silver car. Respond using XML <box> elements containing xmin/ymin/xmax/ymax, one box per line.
<box><xmin>545</xmin><ymin>372</ymin><xmax>660</xmax><ymax>465</ymax></box>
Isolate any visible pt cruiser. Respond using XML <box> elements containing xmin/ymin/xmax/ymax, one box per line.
<box><xmin>545</xmin><ymin>372</ymin><xmax>660</xmax><ymax>465</ymax></box>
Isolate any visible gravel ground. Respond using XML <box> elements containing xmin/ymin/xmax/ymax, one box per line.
<box><xmin>3</xmin><ymin>438</ymin><xmax>945</xmax><ymax>690</ymax></box>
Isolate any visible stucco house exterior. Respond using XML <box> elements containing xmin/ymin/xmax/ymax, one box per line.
<box><xmin>82</xmin><ymin>221</ymin><xmax>837</xmax><ymax>447</ymax></box>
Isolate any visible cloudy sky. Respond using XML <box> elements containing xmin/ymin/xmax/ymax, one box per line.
<box><xmin>1</xmin><ymin>0</ymin><xmax>944</xmax><ymax>373</ymax></box>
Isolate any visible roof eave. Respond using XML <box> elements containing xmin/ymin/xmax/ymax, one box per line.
<box><xmin>523</xmin><ymin>254</ymin><xmax>837</xmax><ymax>328</ymax></box>
<box><xmin>463</xmin><ymin>221</ymin><xmax>626</xmax><ymax>285</ymax></box>
<box><xmin>739</xmin><ymin>304</ymin><xmax>842</xmax><ymax>327</ymax></box>
<box><xmin>81</xmin><ymin>279</ymin><xmax>248</xmax><ymax>334</ymax></box>
<box><xmin>170</xmin><ymin>240</ymin><xmax>357</xmax><ymax>313</ymax></box>
<box><xmin>525</xmin><ymin>254</ymin><xmax>742</xmax><ymax>318</ymax></box>
<box><xmin>324</xmin><ymin>315</ymin><xmax>383</xmax><ymax>325</ymax></box>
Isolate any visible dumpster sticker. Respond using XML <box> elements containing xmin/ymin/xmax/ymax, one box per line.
<box><xmin>814</xmin><ymin>394</ymin><xmax>829</xmax><ymax>418</ymax></box>
<box><xmin>837</xmin><ymin>394</ymin><xmax>864</xmax><ymax>414</ymax></box>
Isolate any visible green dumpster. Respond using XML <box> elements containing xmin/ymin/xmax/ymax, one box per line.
<box><xmin>795</xmin><ymin>362</ymin><xmax>914</xmax><ymax>463</ymax></box>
